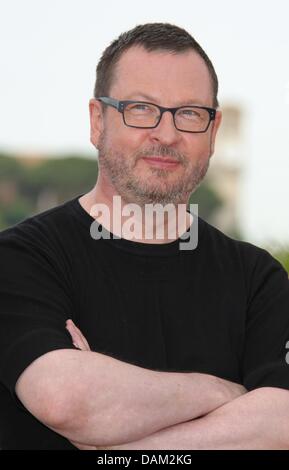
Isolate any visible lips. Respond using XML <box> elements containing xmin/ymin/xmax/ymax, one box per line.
<box><xmin>141</xmin><ymin>156</ymin><xmax>180</xmax><ymax>169</ymax></box>
<box><xmin>143</xmin><ymin>156</ymin><xmax>179</xmax><ymax>163</ymax></box>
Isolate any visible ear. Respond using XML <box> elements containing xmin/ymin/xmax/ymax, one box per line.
<box><xmin>209</xmin><ymin>110</ymin><xmax>222</xmax><ymax>156</ymax></box>
<box><xmin>89</xmin><ymin>99</ymin><xmax>104</xmax><ymax>148</ymax></box>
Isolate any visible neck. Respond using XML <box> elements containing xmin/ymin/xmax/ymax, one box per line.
<box><xmin>79</xmin><ymin>181</ymin><xmax>193</xmax><ymax>244</ymax></box>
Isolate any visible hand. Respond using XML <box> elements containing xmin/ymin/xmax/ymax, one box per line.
<box><xmin>66</xmin><ymin>319</ymin><xmax>91</xmax><ymax>351</ymax></box>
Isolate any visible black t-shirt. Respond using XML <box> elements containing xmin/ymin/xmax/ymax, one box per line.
<box><xmin>0</xmin><ymin>194</ymin><xmax>289</xmax><ymax>450</ymax></box>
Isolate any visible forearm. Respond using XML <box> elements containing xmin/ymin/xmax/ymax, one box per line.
<box><xmin>16</xmin><ymin>349</ymin><xmax>243</xmax><ymax>448</ymax></box>
<box><xmin>110</xmin><ymin>387</ymin><xmax>289</xmax><ymax>450</ymax></box>
<box><xmin>49</xmin><ymin>352</ymin><xmax>236</xmax><ymax>446</ymax></box>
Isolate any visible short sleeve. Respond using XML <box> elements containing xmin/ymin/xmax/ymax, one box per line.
<box><xmin>0</xmin><ymin>224</ymin><xmax>78</xmax><ymax>402</ymax></box>
<box><xmin>242</xmin><ymin>248</ymin><xmax>289</xmax><ymax>391</ymax></box>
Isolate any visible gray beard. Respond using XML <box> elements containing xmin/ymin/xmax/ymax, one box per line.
<box><xmin>97</xmin><ymin>137</ymin><xmax>211</xmax><ymax>207</ymax></box>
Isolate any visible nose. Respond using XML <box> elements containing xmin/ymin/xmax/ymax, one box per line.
<box><xmin>149</xmin><ymin>110</ymin><xmax>180</xmax><ymax>145</ymax></box>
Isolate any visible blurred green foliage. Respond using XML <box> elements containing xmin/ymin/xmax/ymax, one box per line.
<box><xmin>0</xmin><ymin>197</ymin><xmax>33</xmax><ymax>228</ymax></box>
<box><xmin>0</xmin><ymin>153</ymin><xmax>23</xmax><ymax>178</ymax></box>
<box><xmin>0</xmin><ymin>153</ymin><xmax>98</xmax><ymax>229</ymax></box>
<box><xmin>189</xmin><ymin>183</ymin><xmax>223</xmax><ymax>222</ymax></box>
<box><xmin>20</xmin><ymin>156</ymin><xmax>98</xmax><ymax>200</ymax></box>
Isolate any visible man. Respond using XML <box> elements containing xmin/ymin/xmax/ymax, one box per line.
<box><xmin>0</xmin><ymin>23</ymin><xmax>289</xmax><ymax>450</ymax></box>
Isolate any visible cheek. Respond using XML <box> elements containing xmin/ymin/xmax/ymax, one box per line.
<box><xmin>185</xmin><ymin>134</ymin><xmax>211</xmax><ymax>157</ymax></box>
<box><xmin>111</xmin><ymin>128</ymin><xmax>149</xmax><ymax>154</ymax></box>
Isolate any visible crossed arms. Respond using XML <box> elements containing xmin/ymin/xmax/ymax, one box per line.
<box><xmin>15</xmin><ymin>320</ymin><xmax>289</xmax><ymax>450</ymax></box>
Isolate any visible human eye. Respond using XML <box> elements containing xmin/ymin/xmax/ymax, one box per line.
<box><xmin>179</xmin><ymin>108</ymin><xmax>201</xmax><ymax>119</ymax></box>
<box><xmin>128</xmin><ymin>103</ymin><xmax>153</xmax><ymax>113</ymax></box>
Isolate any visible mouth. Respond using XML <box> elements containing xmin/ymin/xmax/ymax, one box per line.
<box><xmin>142</xmin><ymin>156</ymin><xmax>180</xmax><ymax>168</ymax></box>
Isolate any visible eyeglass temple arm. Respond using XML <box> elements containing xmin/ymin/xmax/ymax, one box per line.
<box><xmin>97</xmin><ymin>97</ymin><xmax>120</xmax><ymax>111</ymax></box>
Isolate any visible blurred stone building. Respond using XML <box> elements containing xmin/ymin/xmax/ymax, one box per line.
<box><xmin>207</xmin><ymin>104</ymin><xmax>243</xmax><ymax>238</ymax></box>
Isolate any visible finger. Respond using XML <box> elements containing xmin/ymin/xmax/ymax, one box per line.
<box><xmin>67</xmin><ymin>320</ymin><xmax>91</xmax><ymax>350</ymax></box>
<box><xmin>66</xmin><ymin>320</ymin><xmax>91</xmax><ymax>351</ymax></box>
<box><xmin>76</xmin><ymin>329</ymin><xmax>90</xmax><ymax>351</ymax></box>
<box><xmin>66</xmin><ymin>320</ymin><xmax>86</xmax><ymax>349</ymax></box>
<box><xmin>66</xmin><ymin>319</ymin><xmax>84</xmax><ymax>340</ymax></box>
<box><xmin>66</xmin><ymin>320</ymin><xmax>81</xmax><ymax>343</ymax></box>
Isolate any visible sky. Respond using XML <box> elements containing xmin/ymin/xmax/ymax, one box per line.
<box><xmin>1</xmin><ymin>0</ymin><xmax>289</xmax><ymax>247</ymax></box>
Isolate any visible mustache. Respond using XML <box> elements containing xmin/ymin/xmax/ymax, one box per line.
<box><xmin>135</xmin><ymin>145</ymin><xmax>184</xmax><ymax>163</ymax></box>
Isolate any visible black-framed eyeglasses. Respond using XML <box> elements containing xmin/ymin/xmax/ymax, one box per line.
<box><xmin>97</xmin><ymin>96</ymin><xmax>216</xmax><ymax>133</ymax></box>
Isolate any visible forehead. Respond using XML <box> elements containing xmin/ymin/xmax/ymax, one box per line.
<box><xmin>110</xmin><ymin>45</ymin><xmax>213</xmax><ymax>106</ymax></box>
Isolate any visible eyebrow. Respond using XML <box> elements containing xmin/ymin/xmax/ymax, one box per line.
<box><xmin>123</xmin><ymin>92</ymin><xmax>208</xmax><ymax>107</ymax></box>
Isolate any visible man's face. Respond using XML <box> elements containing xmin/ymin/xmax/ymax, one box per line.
<box><xmin>90</xmin><ymin>46</ymin><xmax>222</xmax><ymax>206</ymax></box>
